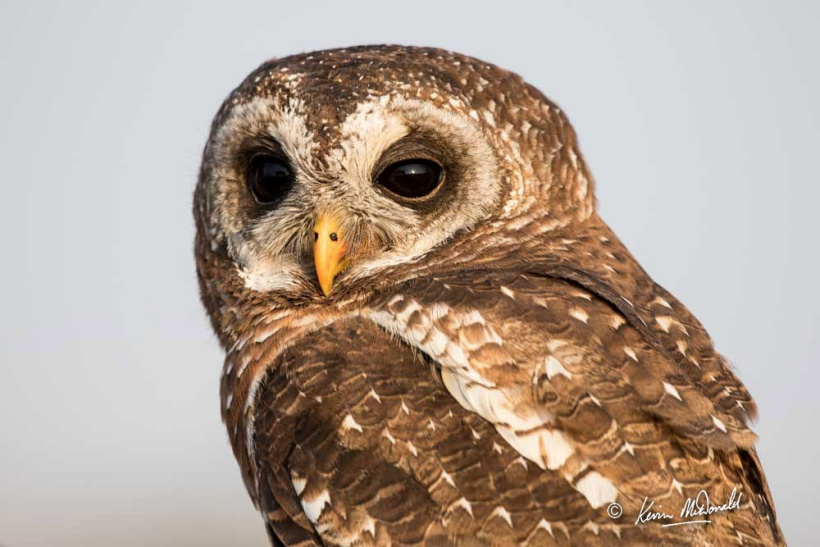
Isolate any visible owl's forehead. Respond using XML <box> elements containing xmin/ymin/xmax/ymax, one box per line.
<box><xmin>222</xmin><ymin>45</ymin><xmax>522</xmax><ymax>151</ymax></box>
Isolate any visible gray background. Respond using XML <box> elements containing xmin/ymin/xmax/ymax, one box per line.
<box><xmin>1</xmin><ymin>1</ymin><xmax>817</xmax><ymax>545</ymax></box>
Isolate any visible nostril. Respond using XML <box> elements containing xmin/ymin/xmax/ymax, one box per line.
<box><xmin>314</xmin><ymin>232</ymin><xmax>319</xmax><ymax>242</ymax></box>
<box><xmin>329</xmin><ymin>233</ymin><xmax>338</xmax><ymax>242</ymax></box>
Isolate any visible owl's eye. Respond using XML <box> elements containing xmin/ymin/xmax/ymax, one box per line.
<box><xmin>248</xmin><ymin>156</ymin><xmax>294</xmax><ymax>204</ymax></box>
<box><xmin>376</xmin><ymin>160</ymin><xmax>443</xmax><ymax>199</ymax></box>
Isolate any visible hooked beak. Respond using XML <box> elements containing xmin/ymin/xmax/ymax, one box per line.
<box><xmin>313</xmin><ymin>214</ymin><xmax>349</xmax><ymax>296</ymax></box>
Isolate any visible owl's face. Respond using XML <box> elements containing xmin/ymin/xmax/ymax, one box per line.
<box><xmin>202</xmin><ymin>93</ymin><xmax>504</xmax><ymax>299</ymax></box>
<box><xmin>197</xmin><ymin>46</ymin><xmax>595</xmax><ymax>306</ymax></box>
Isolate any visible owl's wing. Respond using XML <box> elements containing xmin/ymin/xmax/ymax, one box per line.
<box><xmin>367</xmin><ymin>267</ymin><xmax>783</xmax><ymax>544</ymax></box>
<box><xmin>253</xmin><ymin>317</ymin><xmax>466</xmax><ymax>546</ymax></box>
<box><xmin>253</xmin><ymin>318</ymin><xmax>624</xmax><ymax>545</ymax></box>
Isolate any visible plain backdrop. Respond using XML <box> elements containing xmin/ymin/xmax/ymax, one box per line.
<box><xmin>1</xmin><ymin>1</ymin><xmax>817</xmax><ymax>545</ymax></box>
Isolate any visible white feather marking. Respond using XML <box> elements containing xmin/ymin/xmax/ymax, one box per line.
<box><xmin>500</xmin><ymin>286</ymin><xmax>515</xmax><ymax>299</ymax></box>
<box><xmin>428</xmin><ymin>302</ymin><xmax>452</xmax><ymax>321</ymax></box>
<box><xmin>663</xmin><ymin>382</ymin><xmax>683</xmax><ymax>401</ymax></box>
<box><xmin>426</xmin><ymin>329</ymin><xmax>448</xmax><ymax>356</ymax></box>
<box><xmin>712</xmin><ymin>415</ymin><xmax>727</xmax><ymax>432</ymax></box>
<box><xmin>656</xmin><ymin>316</ymin><xmax>673</xmax><ymax>332</ymax></box>
<box><xmin>302</xmin><ymin>490</ymin><xmax>330</xmax><ymax>524</ymax></box>
<box><xmin>533</xmin><ymin>297</ymin><xmax>549</xmax><ymax>308</ymax></box>
<box><xmin>236</xmin><ymin>355</ymin><xmax>251</xmax><ymax>378</ymax></box>
<box><xmin>445</xmin><ymin>343</ymin><xmax>469</xmax><ymax>367</ymax></box>
<box><xmin>440</xmin><ymin>368</ymin><xmax>474</xmax><ymax>411</ymax></box>
<box><xmin>547</xmin><ymin>339</ymin><xmax>568</xmax><ymax>351</ymax></box>
<box><xmin>341</xmin><ymin>414</ymin><xmax>363</xmax><ymax>433</ymax></box>
<box><xmin>382</xmin><ymin>429</ymin><xmax>396</xmax><ymax>444</ymax></box>
<box><xmin>451</xmin><ymin>497</ymin><xmax>474</xmax><ymax>517</ymax></box>
<box><xmin>440</xmin><ymin>469</ymin><xmax>456</xmax><ymax>487</ymax></box>
<box><xmin>362</xmin><ymin>516</ymin><xmax>376</xmax><ymax>537</ymax></box>
<box><xmin>570</xmin><ymin>308</ymin><xmax>589</xmax><ymax>323</ymax></box>
<box><xmin>567</xmin><ymin>147</ymin><xmax>578</xmax><ymax>169</ymax></box>
<box><xmin>228</xmin><ymin>335</ymin><xmax>248</xmax><ymax>354</ymax></box>
<box><xmin>652</xmin><ymin>296</ymin><xmax>673</xmax><ymax>309</ymax></box>
<box><xmin>461</xmin><ymin>310</ymin><xmax>486</xmax><ymax>325</ymax></box>
<box><xmin>545</xmin><ymin>355</ymin><xmax>572</xmax><ymax>379</ymax></box>
<box><xmin>574</xmin><ymin>471</ymin><xmax>618</xmax><ymax>508</ymax></box>
<box><xmin>541</xmin><ymin>430</ymin><xmax>575</xmax><ymax>469</ymax></box>
<box><xmin>490</xmin><ymin>506</ymin><xmax>513</xmax><ymax>526</ymax></box>
<box><xmin>369</xmin><ymin>389</ymin><xmax>381</xmax><ymax>403</ymax></box>
<box><xmin>237</xmin><ymin>260</ymin><xmax>304</xmax><ymax>293</ymax></box>
<box><xmin>291</xmin><ymin>477</ymin><xmax>307</xmax><ymax>496</ymax></box>
<box><xmin>611</xmin><ymin>314</ymin><xmax>626</xmax><ymax>330</ymax></box>
<box><xmin>406</xmin><ymin>441</ymin><xmax>418</xmax><ymax>456</ymax></box>
<box><xmin>656</xmin><ymin>315</ymin><xmax>689</xmax><ymax>335</ymax></box>
<box><xmin>623</xmin><ymin>347</ymin><xmax>638</xmax><ymax>361</ymax></box>
<box><xmin>537</xmin><ymin>519</ymin><xmax>555</xmax><ymax>538</ymax></box>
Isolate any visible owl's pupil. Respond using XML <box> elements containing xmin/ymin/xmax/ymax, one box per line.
<box><xmin>249</xmin><ymin>156</ymin><xmax>294</xmax><ymax>204</ymax></box>
<box><xmin>377</xmin><ymin>160</ymin><xmax>443</xmax><ymax>199</ymax></box>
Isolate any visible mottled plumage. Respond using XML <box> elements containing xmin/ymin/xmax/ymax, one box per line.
<box><xmin>194</xmin><ymin>45</ymin><xmax>782</xmax><ymax>545</ymax></box>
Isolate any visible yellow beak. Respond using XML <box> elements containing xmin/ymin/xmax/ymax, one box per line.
<box><xmin>313</xmin><ymin>214</ymin><xmax>348</xmax><ymax>296</ymax></box>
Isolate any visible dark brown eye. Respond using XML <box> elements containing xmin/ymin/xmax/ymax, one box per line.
<box><xmin>248</xmin><ymin>156</ymin><xmax>294</xmax><ymax>204</ymax></box>
<box><xmin>376</xmin><ymin>159</ymin><xmax>443</xmax><ymax>199</ymax></box>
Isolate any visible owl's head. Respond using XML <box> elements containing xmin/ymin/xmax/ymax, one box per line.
<box><xmin>195</xmin><ymin>45</ymin><xmax>595</xmax><ymax>309</ymax></box>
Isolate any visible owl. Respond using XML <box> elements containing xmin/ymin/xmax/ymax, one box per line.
<box><xmin>194</xmin><ymin>46</ymin><xmax>783</xmax><ymax>545</ymax></box>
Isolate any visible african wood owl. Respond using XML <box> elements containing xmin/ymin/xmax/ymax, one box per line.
<box><xmin>194</xmin><ymin>45</ymin><xmax>783</xmax><ymax>545</ymax></box>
